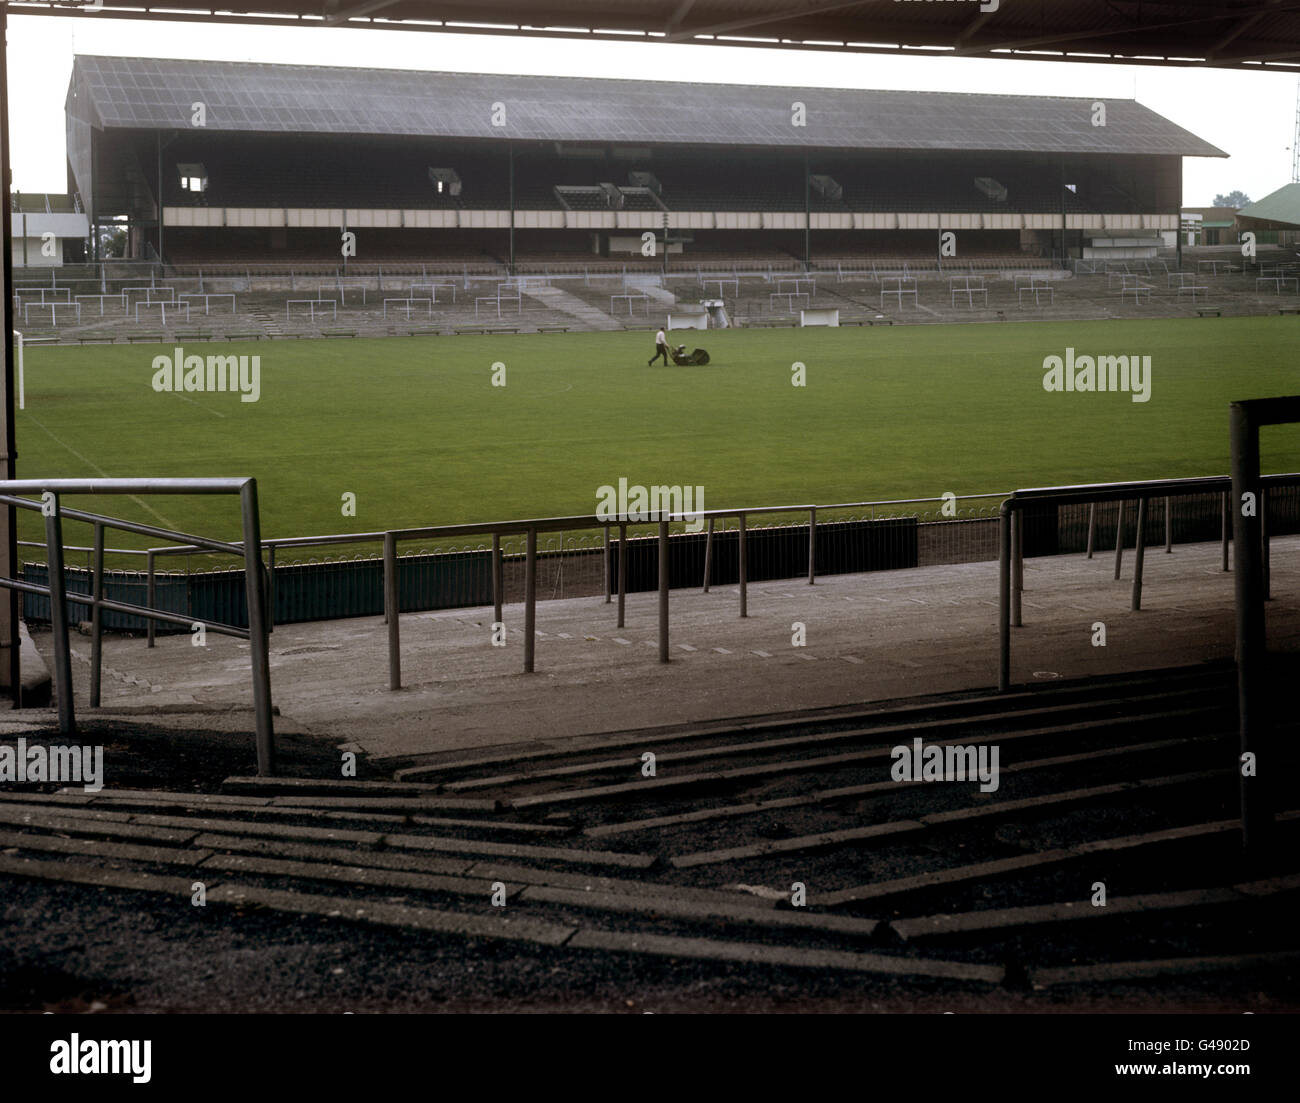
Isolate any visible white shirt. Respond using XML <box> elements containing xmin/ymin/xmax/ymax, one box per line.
<box><xmin>656</xmin><ymin>330</ymin><xmax>666</xmax><ymax>344</ymax></box>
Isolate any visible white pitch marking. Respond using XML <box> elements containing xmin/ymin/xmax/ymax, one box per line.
<box><xmin>23</xmin><ymin>411</ymin><xmax>182</xmax><ymax>530</ymax></box>
<box><xmin>176</xmin><ymin>393</ymin><xmax>226</xmax><ymax>419</ymax></box>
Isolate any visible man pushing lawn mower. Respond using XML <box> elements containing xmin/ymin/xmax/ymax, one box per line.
<box><xmin>648</xmin><ymin>324</ymin><xmax>710</xmax><ymax>367</ymax></box>
<box><xmin>648</xmin><ymin>326</ymin><xmax>670</xmax><ymax>366</ymax></box>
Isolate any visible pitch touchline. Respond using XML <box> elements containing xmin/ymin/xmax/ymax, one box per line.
<box><xmin>175</xmin><ymin>393</ymin><xmax>227</xmax><ymax>419</ymax></box>
<box><xmin>21</xmin><ymin>412</ymin><xmax>182</xmax><ymax>531</ymax></box>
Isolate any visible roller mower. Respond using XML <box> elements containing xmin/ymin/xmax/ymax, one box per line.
<box><xmin>670</xmin><ymin>344</ymin><xmax>710</xmax><ymax>366</ymax></box>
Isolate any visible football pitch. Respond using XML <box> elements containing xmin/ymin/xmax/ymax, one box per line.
<box><xmin>16</xmin><ymin>316</ymin><xmax>1300</xmax><ymax>550</ymax></box>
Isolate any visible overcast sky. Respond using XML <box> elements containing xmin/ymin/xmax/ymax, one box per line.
<box><xmin>7</xmin><ymin>13</ymin><xmax>1295</xmax><ymax>207</ymax></box>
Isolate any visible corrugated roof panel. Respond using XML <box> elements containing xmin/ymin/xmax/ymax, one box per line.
<box><xmin>69</xmin><ymin>55</ymin><xmax>1227</xmax><ymax>158</ymax></box>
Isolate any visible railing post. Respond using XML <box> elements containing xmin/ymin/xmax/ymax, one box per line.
<box><xmin>1221</xmin><ymin>490</ymin><xmax>1231</xmax><ymax>572</ymax></box>
<box><xmin>90</xmin><ymin>522</ymin><xmax>104</xmax><ymax>709</ymax></box>
<box><xmin>738</xmin><ymin>513</ymin><xmax>748</xmax><ymax>618</ymax></box>
<box><xmin>617</xmin><ymin>524</ymin><xmax>627</xmax><ymax>629</ymax></box>
<box><xmin>702</xmin><ymin>517</ymin><xmax>714</xmax><ymax>593</ymax></box>
<box><xmin>1113</xmin><ymin>499</ymin><xmax>1126</xmax><ymax>580</ymax></box>
<box><xmin>146</xmin><ymin>549</ymin><xmax>157</xmax><ymax>648</ymax></box>
<box><xmin>1261</xmin><ymin>486</ymin><xmax>1271</xmax><ymax>600</ymax></box>
<box><xmin>44</xmin><ymin>494</ymin><xmax>75</xmax><ymax>734</ymax></box>
<box><xmin>603</xmin><ymin>525</ymin><xmax>611</xmax><ymax>604</ymax></box>
<box><xmin>1230</xmin><ymin>404</ymin><xmax>1272</xmax><ymax>854</ymax></box>
<box><xmin>808</xmin><ymin>506</ymin><xmax>816</xmax><ymax>584</ymax></box>
<box><xmin>240</xmin><ymin>481</ymin><xmax>275</xmax><ymax>776</ymax></box>
<box><xmin>524</xmin><ymin>527</ymin><xmax>537</xmax><ymax>673</ymax></box>
<box><xmin>1011</xmin><ymin>509</ymin><xmax>1023</xmax><ymax>628</ymax></box>
<box><xmin>1131</xmin><ymin>496</ymin><xmax>1147</xmax><ymax>611</ymax></box>
<box><xmin>1164</xmin><ymin>495</ymin><xmax>1172</xmax><ymax>553</ymax></box>
<box><xmin>1085</xmin><ymin>502</ymin><xmax>1096</xmax><ymax>558</ymax></box>
<box><xmin>266</xmin><ymin>544</ymin><xmax>276</xmax><ymax>630</ymax></box>
<box><xmin>658</xmin><ymin>518</ymin><xmax>670</xmax><ymax>663</ymax></box>
<box><xmin>384</xmin><ymin>531</ymin><xmax>400</xmax><ymax>690</ymax></box>
<box><xmin>492</xmin><ymin>533</ymin><xmax>503</xmax><ymax>626</ymax></box>
<box><xmin>998</xmin><ymin>505</ymin><xmax>1012</xmax><ymax>693</ymax></box>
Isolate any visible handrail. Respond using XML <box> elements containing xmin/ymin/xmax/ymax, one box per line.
<box><xmin>142</xmin><ymin>492</ymin><xmax>1010</xmax><ymax>557</ymax></box>
<box><xmin>0</xmin><ymin>477</ymin><xmax>249</xmax><ymax>494</ymax></box>
<box><xmin>22</xmin><ymin>490</ymin><xmax>1003</xmax><ymax>680</ymax></box>
<box><xmin>369</xmin><ymin>492</ymin><xmax>1008</xmax><ymax>689</ymax></box>
<box><xmin>0</xmin><ymin>494</ymin><xmax>246</xmax><ymax>556</ymax></box>
<box><xmin>997</xmin><ymin>471</ymin><xmax>1300</xmax><ymax>693</ymax></box>
<box><xmin>1005</xmin><ymin>473</ymin><xmax>1233</xmax><ymax>503</ymax></box>
<box><xmin>21</xmin><ymin>488</ymin><xmax>1006</xmax><ymax>694</ymax></box>
<box><xmin>18</xmin><ymin>540</ymin><xmax>147</xmax><ymax>556</ymax></box>
<box><xmin>0</xmin><ymin>478</ymin><xmax>275</xmax><ymax>775</ymax></box>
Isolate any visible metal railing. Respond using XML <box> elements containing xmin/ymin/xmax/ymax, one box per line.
<box><xmin>24</xmin><ymin>476</ymin><xmax>1298</xmax><ymax>705</ymax></box>
<box><xmin>997</xmin><ymin>472</ymin><xmax>1300</xmax><ymax>693</ymax></box>
<box><xmin>116</xmin><ymin>493</ymin><xmax>1004</xmax><ymax>689</ymax></box>
<box><xmin>1</xmin><ymin>478</ymin><xmax>275</xmax><ymax>775</ymax></box>
<box><xmin>384</xmin><ymin>494</ymin><xmax>1009</xmax><ymax>688</ymax></box>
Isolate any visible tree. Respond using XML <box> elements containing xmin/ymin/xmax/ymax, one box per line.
<box><xmin>1213</xmin><ymin>190</ymin><xmax>1251</xmax><ymax>209</ymax></box>
<box><xmin>98</xmin><ymin>226</ymin><xmax>127</xmax><ymax>258</ymax></box>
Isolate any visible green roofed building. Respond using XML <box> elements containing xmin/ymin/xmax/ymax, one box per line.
<box><xmin>1237</xmin><ymin>183</ymin><xmax>1300</xmax><ymax>244</ymax></box>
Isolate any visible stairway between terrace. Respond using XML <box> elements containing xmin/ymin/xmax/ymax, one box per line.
<box><xmin>522</xmin><ymin>284</ymin><xmax>624</xmax><ymax>331</ymax></box>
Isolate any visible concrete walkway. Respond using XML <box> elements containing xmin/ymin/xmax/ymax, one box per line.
<box><xmin>23</xmin><ymin>536</ymin><xmax>1299</xmax><ymax>762</ymax></box>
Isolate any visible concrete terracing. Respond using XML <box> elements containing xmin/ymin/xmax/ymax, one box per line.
<box><xmin>18</xmin><ymin>250</ymin><xmax>1299</xmax><ymax>344</ymax></box>
<box><xmin>21</xmin><ymin>535</ymin><xmax>1298</xmax><ymax>765</ymax></box>
<box><xmin>522</xmin><ymin>283</ymin><xmax>624</xmax><ymax>330</ymax></box>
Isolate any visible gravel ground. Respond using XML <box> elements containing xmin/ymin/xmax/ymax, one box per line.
<box><xmin>1</xmin><ymin>878</ymin><xmax>1294</xmax><ymax>1014</ymax></box>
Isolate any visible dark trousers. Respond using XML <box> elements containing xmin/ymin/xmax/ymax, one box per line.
<box><xmin>650</xmin><ymin>343</ymin><xmax>670</xmax><ymax>365</ymax></box>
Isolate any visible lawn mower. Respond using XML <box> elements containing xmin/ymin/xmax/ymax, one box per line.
<box><xmin>670</xmin><ymin>344</ymin><xmax>710</xmax><ymax>366</ymax></box>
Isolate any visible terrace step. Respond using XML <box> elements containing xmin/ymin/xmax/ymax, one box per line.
<box><xmin>3</xmin><ymin>662</ymin><xmax>1295</xmax><ymax>991</ymax></box>
<box><xmin>522</xmin><ymin>285</ymin><xmax>624</xmax><ymax>331</ymax></box>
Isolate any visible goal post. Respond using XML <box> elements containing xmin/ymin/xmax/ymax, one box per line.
<box><xmin>13</xmin><ymin>330</ymin><xmax>21</xmax><ymax>410</ymax></box>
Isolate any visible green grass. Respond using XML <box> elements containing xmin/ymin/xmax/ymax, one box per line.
<box><xmin>16</xmin><ymin>316</ymin><xmax>1300</xmax><ymax>556</ymax></box>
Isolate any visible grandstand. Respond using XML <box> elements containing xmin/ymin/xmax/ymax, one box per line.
<box><xmin>29</xmin><ymin>55</ymin><xmax>1291</xmax><ymax>343</ymax></box>
<box><xmin>67</xmin><ymin>57</ymin><xmax>1218</xmax><ymax>278</ymax></box>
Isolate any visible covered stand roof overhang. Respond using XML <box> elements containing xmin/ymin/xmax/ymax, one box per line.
<box><xmin>12</xmin><ymin>0</ymin><xmax>1300</xmax><ymax>71</ymax></box>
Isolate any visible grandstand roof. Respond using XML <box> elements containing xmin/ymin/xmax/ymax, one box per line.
<box><xmin>69</xmin><ymin>56</ymin><xmax>1226</xmax><ymax>158</ymax></box>
<box><xmin>24</xmin><ymin>2</ymin><xmax>1300</xmax><ymax>71</ymax></box>
<box><xmin>1237</xmin><ymin>183</ymin><xmax>1300</xmax><ymax>228</ymax></box>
